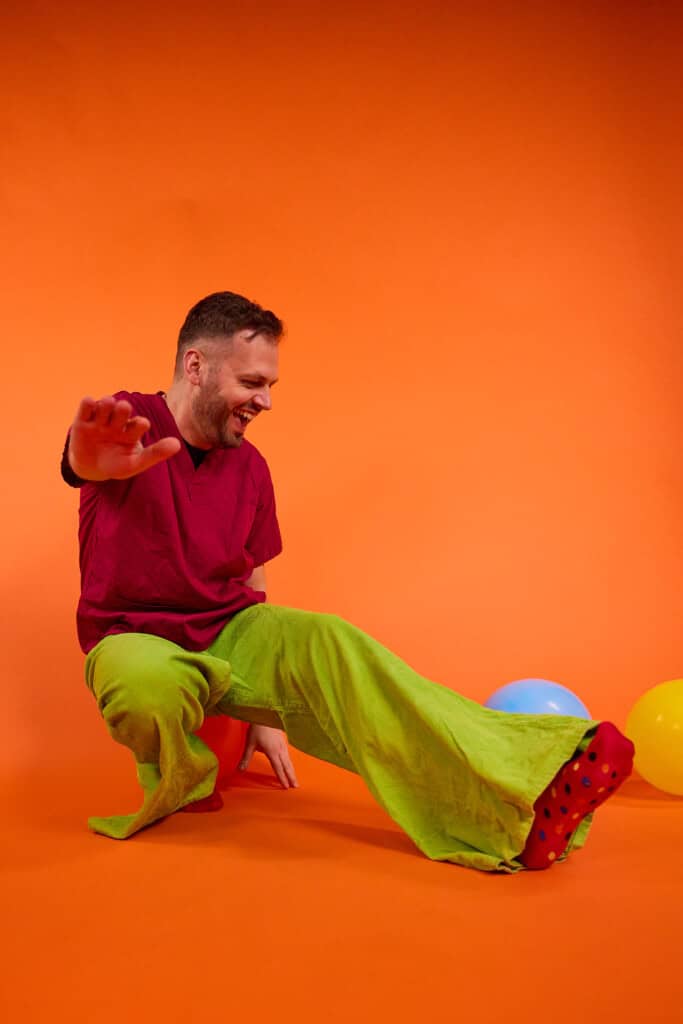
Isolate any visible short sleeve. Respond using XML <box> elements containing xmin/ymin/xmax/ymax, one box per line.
<box><xmin>246</xmin><ymin>459</ymin><xmax>282</xmax><ymax>566</ymax></box>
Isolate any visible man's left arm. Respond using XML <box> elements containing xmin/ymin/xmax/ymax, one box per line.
<box><xmin>237</xmin><ymin>566</ymin><xmax>299</xmax><ymax>789</ymax></box>
<box><xmin>245</xmin><ymin>565</ymin><xmax>267</xmax><ymax>593</ymax></box>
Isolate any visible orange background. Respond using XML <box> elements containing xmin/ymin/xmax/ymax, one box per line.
<box><xmin>2</xmin><ymin>3</ymin><xmax>682</xmax><ymax>1022</ymax></box>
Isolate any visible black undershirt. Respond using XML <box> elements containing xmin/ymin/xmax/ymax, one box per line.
<box><xmin>183</xmin><ymin>440</ymin><xmax>209</xmax><ymax>469</ymax></box>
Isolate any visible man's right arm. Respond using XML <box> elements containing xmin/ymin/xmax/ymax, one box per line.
<box><xmin>61</xmin><ymin>435</ymin><xmax>87</xmax><ymax>487</ymax></box>
<box><xmin>64</xmin><ymin>396</ymin><xmax>181</xmax><ymax>483</ymax></box>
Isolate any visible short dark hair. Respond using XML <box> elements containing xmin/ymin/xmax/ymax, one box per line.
<box><xmin>175</xmin><ymin>291</ymin><xmax>283</xmax><ymax>374</ymax></box>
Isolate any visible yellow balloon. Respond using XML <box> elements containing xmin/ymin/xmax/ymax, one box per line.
<box><xmin>625</xmin><ymin>679</ymin><xmax>683</xmax><ymax>795</ymax></box>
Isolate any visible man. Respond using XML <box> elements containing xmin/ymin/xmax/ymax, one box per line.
<box><xmin>63</xmin><ymin>293</ymin><xmax>298</xmax><ymax>795</ymax></box>
<box><xmin>62</xmin><ymin>291</ymin><xmax>634</xmax><ymax>872</ymax></box>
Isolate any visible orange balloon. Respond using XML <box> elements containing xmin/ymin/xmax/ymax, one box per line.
<box><xmin>197</xmin><ymin>716</ymin><xmax>249</xmax><ymax>785</ymax></box>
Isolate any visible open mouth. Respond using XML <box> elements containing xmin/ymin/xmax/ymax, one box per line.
<box><xmin>233</xmin><ymin>408</ymin><xmax>255</xmax><ymax>429</ymax></box>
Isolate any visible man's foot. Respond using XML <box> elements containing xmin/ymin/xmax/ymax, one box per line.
<box><xmin>179</xmin><ymin>790</ymin><xmax>224</xmax><ymax>813</ymax></box>
<box><xmin>519</xmin><ymin>721</ymin><xmax>635</xmax><ymax>870</ymax></box>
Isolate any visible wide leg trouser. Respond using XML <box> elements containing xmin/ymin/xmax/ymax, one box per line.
<box><xmin>85</xmin><ymin>603</ymin><xmax>596</xmax><ymax>872</ymax></box>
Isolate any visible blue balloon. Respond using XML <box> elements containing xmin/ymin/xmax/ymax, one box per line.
<box><xmin>485</xmin><ymin>678</ymin><xmax>591</xmax><ymax>719</ymax></box>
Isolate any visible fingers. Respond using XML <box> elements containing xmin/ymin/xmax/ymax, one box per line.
<box><xmin>238</xmin><ymin>735</ymin><xmax>257</xmax><ymax>772</ymax></box>
<box><xmin>75</xmin><ymin>396</ymin><xmax>136</xmax><ymax>434</ymax></box>
<box><xmin>75</xmin><ymin>397</ymin><xmax>98</xmax><ymax>423</ymax></box>
<box><xmin>109</xmin><ymin>400</ymin><xmax>135</xmax><ymax>433</ymax></box>
<box><xmin>237</xmin><ymin>727</ymin><xmax>299</xmax><ymax>789</ymax></box>
<box><xmin>134</xmin><ymin>437</ymin><xmax>181</xmax><ymax>474</ymax></box>
<box><xmin>93</xmin><ymin>396</ymin><xmax>117</xmax><ymax>428</ymax></box>
<box><xmin>266</xmin><ymin>744</ymin><xmax>299</xmax><ymax>789</ymax></box>
<box><xmin>280</xmin><ymin>755</ymin><xmax>299</xmax><ymax>789</ymax></box>
<box><xmin>271</xmin><ymin>757</ymin><xmax>291</xmax><ymax>788</ymax></box>
<box><xmin>121</xmin><ymin>416</ymin><xmax>152</xmax><ymax>443</ymax></box>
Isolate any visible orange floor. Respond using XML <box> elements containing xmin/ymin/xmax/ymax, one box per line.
<box><xmin>3</xmin><ymin>746</ymin><xmax>682</xmax><ymax>1023</ymax></box>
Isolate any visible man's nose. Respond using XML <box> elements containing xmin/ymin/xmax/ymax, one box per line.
<box><xmin>253</xmin><ymin>388</ymin><xmax>272</xmax><ymax>411</ymax></box>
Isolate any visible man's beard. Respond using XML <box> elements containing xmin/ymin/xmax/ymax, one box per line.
<box><xmin>192</xmin><ymin>375</ymin><xmax>242</xmax><ymax>449</ymax></box>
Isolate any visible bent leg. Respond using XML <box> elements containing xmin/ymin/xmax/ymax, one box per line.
<box><xmin>85</xmin><ymin>632</ymin><xmax>233</xmax><ymax>839</ymax></box>
<box><xmin>212</xmin><ymin>605</ymin><xmax>600</xmax><ymax>872</ymax></box>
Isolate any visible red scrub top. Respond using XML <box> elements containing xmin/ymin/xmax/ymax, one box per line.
<box><xmin>71</xmin><ymin>391</ymin><xmax>282</xmax><ymax>653</ymax></box>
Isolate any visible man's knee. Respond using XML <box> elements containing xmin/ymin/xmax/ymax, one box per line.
<box><xmin>102</xmin><ymin>678</ymin><xmax>200</xmax><ymax>757</ymax></box>
<box><xmin>87</xmin><ymin>636</ymin><xmax>204</xmax><ymax>760</ymax></box>
<box><xmin>310</xmin><ymin>611</ymin><xmax>354</xmax><ymax>642</ymax></box>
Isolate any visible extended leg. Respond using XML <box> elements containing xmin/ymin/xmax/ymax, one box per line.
<box><xmin>519</xmin><ymin>722</ymin><xmax>634</xmax><ymax>868</ymax></box>
<box><xmin>211</xmin><ymin>605</ymin><xmax>609</xmax><ymax>872</ymax></box>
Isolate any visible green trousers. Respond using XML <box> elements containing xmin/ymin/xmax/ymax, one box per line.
<box><xmin>85</xmin><ymin>603</ymin><xmax>596</xmax><ymax>872</ymax></box>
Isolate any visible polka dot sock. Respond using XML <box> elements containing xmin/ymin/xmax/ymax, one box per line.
<box><xmin>519</xmin><ymin>721</ymin><xmax>635</xmax><ymax>870</ymax></box>
<box><xmin>179</xmin><ymin>790</ymin><xmax>224</xmax><ymax>813</ymax></box>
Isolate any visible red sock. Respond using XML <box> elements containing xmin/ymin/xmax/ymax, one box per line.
<box><xmin>179</xmin><ymin>790</ymin><xmax>224</xmax><ymax>813</ymax></box>
<box><xmin>519</xmin><ymin>721</ymin><xmax>635</xmax><ymax>870</ymax></box>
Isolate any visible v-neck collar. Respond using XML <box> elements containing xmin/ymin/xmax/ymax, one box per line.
<box><xmin>153</xmin><ymin>391</ymin><xmax>214</xmax><ymax>479</ymax></box>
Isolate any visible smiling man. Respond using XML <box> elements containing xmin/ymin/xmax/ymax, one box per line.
<box><xmin>63</xmin><ymin>293</ymin><xmax>297</xmax><ymax>793</ymax></box>
<box><xmin>62</xmin><ymin>290</ymin><xmax>634</xmax><ymax>872</ymax></box>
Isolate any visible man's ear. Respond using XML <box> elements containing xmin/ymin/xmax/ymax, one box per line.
<box><xmin>183</xmin><ymin>348</ymin><xmax>203</xmax><ymax>384</ymax></box>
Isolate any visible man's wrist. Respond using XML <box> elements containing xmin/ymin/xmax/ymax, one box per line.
<box><xmin>67</xmin><ymin>442</ymin><xmax>105</xmax><ymax>483</ymax></box>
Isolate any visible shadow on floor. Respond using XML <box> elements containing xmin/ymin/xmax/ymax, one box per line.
<box><xmin>616</xmin><ymin>774</ymin><xmax>683</xmax><ymax>804</ymax></box>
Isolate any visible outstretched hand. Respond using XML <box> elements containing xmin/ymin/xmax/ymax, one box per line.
<box><xmin>68</xmin><ymin>396</ymin><xmax>181</xmax><ymax>481</ymax></box>
<box><xmin>239</xmin><ymin>724</ymin><xmax>299</xmax><ymax>789</ymax></box>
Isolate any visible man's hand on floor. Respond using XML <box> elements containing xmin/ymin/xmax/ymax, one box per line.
<box><xmin>239</xmin><ymin>724</ymin><xmax>299</xmax><ymax>789</ymax></box>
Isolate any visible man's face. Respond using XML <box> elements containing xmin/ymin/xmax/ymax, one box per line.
<box><xmin>191</xmin><ymin>330</ymin><xmax>279</xmax><ymax>448</ymax></box>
